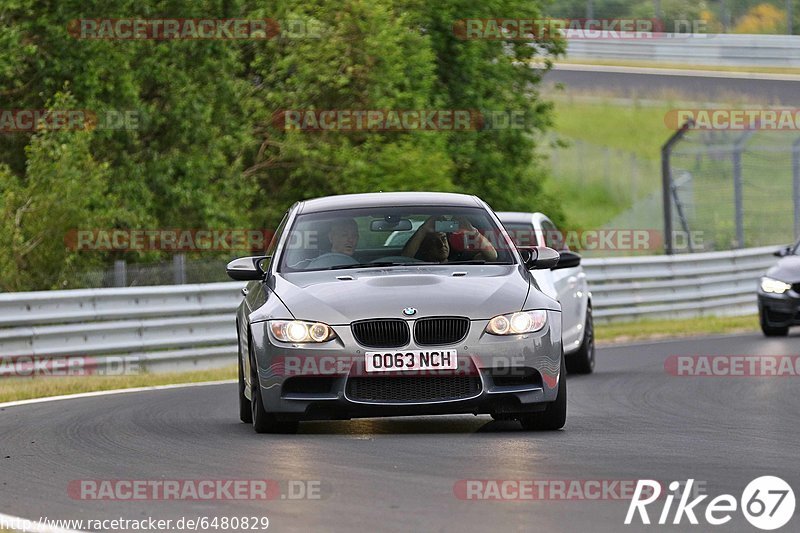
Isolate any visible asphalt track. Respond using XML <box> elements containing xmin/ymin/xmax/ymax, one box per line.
<box><xmin>1</xmin><ymin>332</ymin><xmax>799</xmax><ymax>532</ymax></box>
<box><xmin>546</xmin><ymin>65</ymin><xmax>800</xmax><ymax>105</ymax></box>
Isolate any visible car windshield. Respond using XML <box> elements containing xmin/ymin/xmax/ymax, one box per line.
<box><xmin>278</xmin><ymin>206</ymin><xmax>515</xmax><ymax>272</ymax></box>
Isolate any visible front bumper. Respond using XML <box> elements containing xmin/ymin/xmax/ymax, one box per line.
<box><xmin>758</xmin><ymin>290</ymin><xmax>800</xmax><ymax>327</ymax></box>
<box><xmin>249</xmin><ymin>311</ymin><xmax>563</xmax><ymax>421</ymax></box>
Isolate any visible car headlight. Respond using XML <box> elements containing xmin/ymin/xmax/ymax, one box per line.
<box><xmin>269</xmin><ymin>320</ymin><xmax>337</xmax><ymax>343</ymax></box>
<box><xmin>485</xmin><ymin>310</ymin><xmax>548</xmax><ymax>335</ymax></box>
<box><xmin>761</xmin><ymin>277</ymin><xmax>792</xmax><ymax>294</ymax></box>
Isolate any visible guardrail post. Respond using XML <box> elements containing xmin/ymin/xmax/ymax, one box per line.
<box><xmin>661</xmin><ymin>120</ymin><xmax>693</xmax><ymax>255</ymax></box>
<box><xmin>173</xmin><ymin>254</ymin><xmax>186</xmax><ymax>285</ymax></box>
<box><xmin>113</xmin><ymin>260</ymin><xmax>127</xmax><ymax>287</ymax></box>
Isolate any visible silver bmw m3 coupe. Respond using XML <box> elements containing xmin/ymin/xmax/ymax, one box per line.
<box><xmin>228</xmin><ymin>192</ymin><xmax>576</xmax><ymax>433</ymax></box>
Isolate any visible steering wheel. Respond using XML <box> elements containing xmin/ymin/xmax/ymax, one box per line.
<box><xmin>307</xmin><ymin>253</ymin><xmax>359</xmax><ymax>269</ymax></box>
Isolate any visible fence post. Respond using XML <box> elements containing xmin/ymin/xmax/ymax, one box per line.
<box><xmin>732</xmin><ymin>148</ymin><xmax>745</xmax><ymax>249</ymax></box>
<box><xmin>661</xmin><ymin>120</ymin><xmax>694</xmax><ymax>255</ymax></box>
<box><xmin>173</xmin><ymin>254</ymin><xmax>186</xmax><ymax>285</ymax></box>
<box><xmin>793</xmin><ymin>138</ymin><xmax>800</xmax><ymax>239</ymax></box>
<box><xmin>731</xmin><ymin>130</ymin><xmax>754</xmax><ymax>249</ymax></box>
<box><xmin>113</xmin><ymin>260</ymin><xmax>127</xmax><ymax>287</ymax></box>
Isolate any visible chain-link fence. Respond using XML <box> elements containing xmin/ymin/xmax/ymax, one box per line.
<box><xmin>67</xmin><ymin>255</ymin><xmax>231</xmax><ymax>288</ymax></box>
<box><xmin>548</xmin><ymin>138</ymin><xmax>659</xmax><ymax>207</ymax></box>
<box><xmin>666</xmin><ymin>128</ymin><xmax>800</xmax><ymax>252</ymax></box>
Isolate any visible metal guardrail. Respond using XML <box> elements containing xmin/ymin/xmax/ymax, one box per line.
<box><xmin>566</xmin><ymin>34</ymin><xmax>800</xmax><ymax>68</ymax></box>
<box><xmin>0</xmin><ymin>246</ymin><xmax>778</xmax><ymax>373</ymax></box>
<box><xmin>583</xmin><ymin>245</ymin><xmax>776</xmax><ymax>322</ymax></box>
<box><xmin>0</xmin><ymin>283</ymin><xmax>244</xmax><ymax>374</ymax></box>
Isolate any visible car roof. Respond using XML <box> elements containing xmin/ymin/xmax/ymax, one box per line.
<box><xmin>496</xmin><ymin>211</ymin><xmax>539</xmax><ymax>224</ymax></box>
<box><xmin>297</xmin><ymin>192</ymin><xmax>482</xmax><ymax>214</ymax></box>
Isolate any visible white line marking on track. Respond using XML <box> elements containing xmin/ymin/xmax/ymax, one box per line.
<box><xmin>0</xmin><ymin>379</ymin><xmax>235</xmax><ymax>410</ymax></box>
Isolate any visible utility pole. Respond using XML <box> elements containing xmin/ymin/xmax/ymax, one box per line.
<box><xmin>587</xmin><ymin>0</ymin><xmax>594</xmax><ymax>19</ymax></box>
<box><xmin>788</xmin><ymin>0</ymin><xmax>794</xmax><ymax>35</ymax></box>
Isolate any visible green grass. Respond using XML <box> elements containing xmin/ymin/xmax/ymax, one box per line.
<box><xmin>542</xmin><ymin>97</ymin><xmax>672</xmax><ymax>228</ymax></box>
<box><xmin>596</xmin><ymin>314</ymin><xmax>759</xmax><ymax>344</ymax></box>
<box><xmin>0</xmin><ymin>366</ymin><xmax>236</xmax><ymax>403</ymax></box>
<box><xmin>544</xmin><ymin>97</ymin><xmax>797</xmax><ymax>249</ymax></box>
<box><xmin>551</xmin><ymin>97</ymin><xmax>676</xmax><ymax>159</ymax></box>
<box><xmin>541</xmin><ymin>178</ymin><xmax>629</xmax><ymax>230</ymax></box>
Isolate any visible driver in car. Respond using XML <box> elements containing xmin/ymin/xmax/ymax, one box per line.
<box><xmin>328</xmin><ymin>218</ymin><xmax>359</xmax><ymax>256</ymax></box>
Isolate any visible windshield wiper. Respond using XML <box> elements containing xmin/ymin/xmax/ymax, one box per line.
<box><xmin>327</xmin><ymin>262</ymin><xmax>411</xmax><ymax>270</ymax></box>
<box><xmin>445</xmin><ymin>260</ymin><xmax>513</xmax><ymax>265</ymax></box>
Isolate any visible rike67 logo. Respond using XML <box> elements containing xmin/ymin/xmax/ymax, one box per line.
<box><xmin>626</xmin><ymin>477</ymin><xmax>795</xmax><ymax>530</ymax></box>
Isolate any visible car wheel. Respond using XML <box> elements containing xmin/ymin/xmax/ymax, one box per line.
<box><xmin>760</xmin><ymin>310</ymin><xmax>789</xmax><ymax>337</ymax></box>
<box><xmin>519</xmin><ymin>354</ymin><xmax>566</xmax><ymax>431</ymax></box>
<box><xmin>238</xmin><ymin>336</ymin><xmax>252</xmax><ymax>424</ymax></box>
<box><xmin>566</xmin><ymin>303</ymin><xmax>595</xmax><ymax>374</ymax></box>
<box><xmin>250</xmin><ymin>350</ymin><xmax>298</xmax><ymax>434</ymax></box>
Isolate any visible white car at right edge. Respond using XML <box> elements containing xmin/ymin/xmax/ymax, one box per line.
<box><xmin>497</xmin><ymin>211</ymin><xmax>595</xmax><ymax>374</ymax></box>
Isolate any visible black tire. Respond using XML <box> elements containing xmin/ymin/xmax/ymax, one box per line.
<box><xmin>519</xmin><ymin>354</ymin><xmax>566</xmax><ymax>431</ymax></box>
<box><xmin>238</xmin><ymin>335</ymin><xmax>252</xmax><ymax>423</ymax></box>
<box><xmin>250</xmin><ymin>349</ymin><xmax>298</xmax><ymax>434</ymax></box>
<box><xmin>760</xmin><ymin>309</ymin><xmax>789</xmax><ymax>337</ymax></box>
<box><xmin>566</xmin><ymin>303</ymin><xmax>595</xmax><ymax>374</ymax></box>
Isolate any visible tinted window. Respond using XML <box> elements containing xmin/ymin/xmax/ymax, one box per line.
<box><xmin>502</xmin><ymin>223</ymin><xmax>538</xmax><ymax>247</ymax></box>
<box><xmin>541</xmin><ymin>219</ymin><xmax>566</xmax><ymax>251</ymax></box>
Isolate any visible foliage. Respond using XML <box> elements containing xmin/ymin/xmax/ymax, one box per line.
<box><xmin>0</xmin><ymin>0</ymin><xmax>563</xmax><ymax>291</ymax></box>
<box><xmin>734</xmin><ymin>3</ymin><xmax>787</xmax><ymax>33</ymax></box>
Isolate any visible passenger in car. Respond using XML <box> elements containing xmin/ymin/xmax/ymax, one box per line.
<box><xmin>402</xmin><ymin>215</ymin><xmax>498</xmax><ymax>262</ymax></box>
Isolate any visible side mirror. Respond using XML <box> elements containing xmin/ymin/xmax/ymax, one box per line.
<box><xmin>518</xmin><ymin>246</ymin><xmax>560</xmax><ymax>270</ymax></box>
<box><xmin>226</xmin><ymin>256</ymin><xmax>269</xmax><ymax>281</ymax></box>
<box><xmin>552</xmin><ymin>250</ymin><xmax>581</xmax><ymax>269</ymax></box>
<box><xmin>774</xmin><ymin>245</ymin><xmax>792</xmax><ymax>257</ymax></box>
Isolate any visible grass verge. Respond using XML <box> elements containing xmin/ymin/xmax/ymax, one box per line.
<box><xmin>0</xmin><ymin>365</ymin><xmax>236</xmax><ymax>404</ymax></box>
<box><xmin>596</xmin><ymin>314</ymin><xmax>759</xmax><ymax>345</ymax></box>
<box><xmin>551</xmin><ymin>97</ymin><xmax>675</xmax><ymax>159</ymax></box>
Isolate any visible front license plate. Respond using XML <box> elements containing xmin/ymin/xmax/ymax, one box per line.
<box><xmin>365</xmin><ymin>350</ymin><xmax>458</xmax><ymax>372</ymax></box>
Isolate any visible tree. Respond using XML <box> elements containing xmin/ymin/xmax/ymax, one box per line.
<box><xmin>733</xmin><ymin>3</ymin><xmax>787</xmax><ymax>33</ymax></box>
<box><xmin>0</xmin><ymin>92</ymin><xmax>112</xmax><ymax>291</ymax></box>
<box><xmin>1</xmin><ymin>0</ymin><xmax>564</xmax><ymax>291</ymax></box>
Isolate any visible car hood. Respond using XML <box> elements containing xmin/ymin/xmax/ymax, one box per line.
<box><xmin>269</xmin><ymin>265</ymin><xmax>553</xmax><ymax>324</ymax></box>
<box><xmin>766</xmin><ymin>256</ymin><xmax>800</xmax><ymax>283</ymax></box>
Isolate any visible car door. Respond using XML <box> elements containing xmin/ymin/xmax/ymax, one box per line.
<box><xmin>539</xmin><ymin>217</ymin><xmax>587</xmax><ymax>352</ymax></box>
<box><xmin>241</xmin><ymin>211</ymin><xmax>289</xmax><ymax>381</ymax></box>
